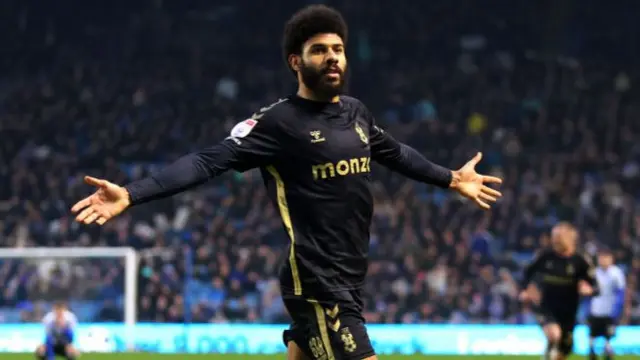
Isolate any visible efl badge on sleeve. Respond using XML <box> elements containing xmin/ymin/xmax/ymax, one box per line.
<box><xmin>230</xmin><ymin>119</ymin><xmax>258</xmax><ymax>138</ymax></box>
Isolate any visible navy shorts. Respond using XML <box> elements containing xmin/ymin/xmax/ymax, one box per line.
<box><xmin>282</xmin><ymin>289</ymin><xmax>375</xmax><ymax>360</ymax></box>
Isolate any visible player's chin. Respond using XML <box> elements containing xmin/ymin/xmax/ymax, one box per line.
<box><xmin>321</xmin><ymin>78</ymin><xmax>344</xmax><ymax>93</ymax></box>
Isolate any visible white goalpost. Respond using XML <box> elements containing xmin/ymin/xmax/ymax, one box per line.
<box><xmin>0</xmin><ymin>247</ymin><xmax>138</xmax><ymax>350</ymax></box>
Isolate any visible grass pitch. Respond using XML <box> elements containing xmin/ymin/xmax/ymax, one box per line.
<box><xmin>1</xmin><ymin>355</ymin><xmax>637</xmax><ymax>359</ymax></box>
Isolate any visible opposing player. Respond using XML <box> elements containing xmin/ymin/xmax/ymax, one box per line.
<box><xmin>587</xmin><ymin>248</ymin><xmax>625</xmax><ymax>360</ymax></box>
<box><xmin>70</xmin><ymin>5</ymin><xmax>503</xmax><ymax>360</ymax></box>
<box><xmin>35</xmin><ymin>302</ymin><xmax>79</xmax><ymax>360</ymax></box>
<box><xmin>519</xmin><ymin>222</ymin><xmax>598</xmax><ymax>360</ymax></box>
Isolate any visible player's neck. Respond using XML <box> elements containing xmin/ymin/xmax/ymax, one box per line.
<box><xmin>297</xmin><ymin>85</ymin><xmax>340</xmax><ymax>103</ymax></box>
<box><xmin>556</xmin><ymin>249</ymin><xmax>574</xmax><ymax>257</ymax></box>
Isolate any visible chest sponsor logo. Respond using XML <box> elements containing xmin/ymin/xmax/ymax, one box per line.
<box><xmin>312</xmin><ymin>157</ymin><xmax>371</xmax><ymax>180</ymax></box>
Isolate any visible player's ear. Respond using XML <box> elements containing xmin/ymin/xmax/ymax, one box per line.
<box><xmin>289</xmin><ymin>54</ymin><xmax>301</xmax><ymax>72</ymax></box>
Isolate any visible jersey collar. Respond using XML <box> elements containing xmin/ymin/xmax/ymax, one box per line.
<box><xmin>291</xmin><ymin>94</ymin><xmax>343</xmax><ymax>115</ymax></box>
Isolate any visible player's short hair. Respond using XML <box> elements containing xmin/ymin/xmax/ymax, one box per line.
<box><xmin>282</xmin><ymin>4</ymin><xmax>348</xmax><ymax>73</ymax></box>
<box><xmin>53</xmin><ymin>301</ymin><xmax>67</xmax><ymax>310</ymax></box>
<box><xmin>553</xmin><ymin>221</ymin><xmax>578</xmax><ymax>241</ymax></box>
<box><xmin>598</xmin><ymin>247</ymin><xmax>613</xmax><ymax>255</ymax></box>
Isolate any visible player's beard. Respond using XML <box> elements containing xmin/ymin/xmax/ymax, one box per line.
<box><xmin>299</xmin><ymin>60</ymin><xmax>346</xmax><ymax>100</ymax></box>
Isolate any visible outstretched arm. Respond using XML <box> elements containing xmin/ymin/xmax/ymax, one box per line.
<box><xmin>71</xmin><ymin>117</ymin><xmax>281</xmax><ymax>225</ymax></box>
<box><xmin>370</xmin><ymin>124</ymin><xmax>454</xmax><ymax>188</ymax></box>
<box><xmin>125</xmin><ymin>143</ymin><xmax>244</xmax><ymax>205</ymax></box>
<box><xmin>369</xmin><ymin>123</ymin><xmax>502</xmax><ymax>209</ymax></box>
<box><xmin>128</xmin><ymin>117</ymin><xmax>282</xmax><ymax>204</ymax></box>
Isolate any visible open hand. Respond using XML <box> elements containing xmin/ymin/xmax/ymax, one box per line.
<box><xmin>451</xmin><ymin>152</ymin><xmax>503</xmax><ymax>210</ymax></box>
<box><xmin>518</xmin><ymin>290</ymin><xmax>531</xmax><ymax>302</ymax></box>
<box><xmin>578</xmin><ymin>280</ymin><xmax>594</xmax><ymax>296</ymax></box>
<box><xmin>519</xmin><ymin>286</ymin><xmax>540</xmax><ymax>304</ymax></box>
<box><xmin>71</xmin><ymin>176</ymin><xmax>131</xmax><ymax>225</ymax></box>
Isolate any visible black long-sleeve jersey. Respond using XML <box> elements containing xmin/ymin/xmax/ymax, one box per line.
<box><xmin>125</xmin><ymin>95</ymin><xmax>452</xmax><ymax>297</ymax></box>
<box><xmin>521</xmin><ymin>249</ymin><xmax>598</xmax><ymax>313</ymax></box>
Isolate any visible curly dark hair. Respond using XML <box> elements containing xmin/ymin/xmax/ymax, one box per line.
<box><xmin>282</xmin><ymin>4</ymin><xmax>348</xmax><ymax>73</ymax></box>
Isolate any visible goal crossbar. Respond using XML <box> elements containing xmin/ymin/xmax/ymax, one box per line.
<box><xmin>0</xmin><ymin>247</ymin><xmax>138</xmax><ymax>332</ymax></box>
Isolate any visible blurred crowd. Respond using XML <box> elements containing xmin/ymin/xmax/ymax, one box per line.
<box><xmin>0</xmin><ymin>0</ymin><xmax>639</xmax><ymax>325</ymax></box>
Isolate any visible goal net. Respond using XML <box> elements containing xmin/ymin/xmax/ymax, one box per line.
<box><xmin>0</xmin><ymin>247</ymin><xmax>137</xmax><ymax>353</ymax></box>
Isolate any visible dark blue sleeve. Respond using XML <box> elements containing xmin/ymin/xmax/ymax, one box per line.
<box><xmin>613</xmin><ymin>288</ymin><xmax>625</xmax><ymax>319</ymax></box>
<box><xmin>613</xmin><ymin>270</ymin><xmax>626</xmax><ymax>319</ymax></box>
<box><xmin>125</xmin><ymin>117</ymin><xmax>282</xmax><ymax>205</ymax></box>
<box><xmin>65</xmin><ymin>327</ymin><xmax>74</xmax><ymax>343</ymax></box>
<box><xmin>579</xmin><ymin>254</ymin><xmax>599</xmax><ymax>296</ymax></box>
<box><xmin>366</xmin><ymin>113</ymin><xmax>451</xmax><ymax>188</ymax></box>
<box><xmin>520</xmin><ymin>251</ymin><xmax>546</xmax><ymax>289</ymax></box>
